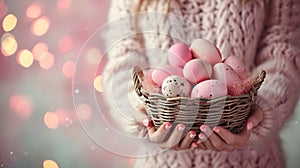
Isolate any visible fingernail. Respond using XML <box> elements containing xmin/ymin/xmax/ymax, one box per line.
<box><xmin>178</xmin><ymin>124</ymin><xmax>185</xmax><ymax>132</ymax></box>
<box><xmin>213</xmin><ymin>127</ymin><xmax>220</xmax><ymax>133</ymax></box>
<box><xmin>142</xmin><ymin>118</ymin><xmax>149</xmax><ymax>127</ymax></box>
<box><xmin>189</xmin><ymin>132</ymin><xmax>196</xmax><ymax>139</ymax></box>
<box><xmin>192</xmin><ymin>142</ymin><xmax>198</xmax><ymax>148</ymax></box>
<box><xmin>200</xmin><ymin>125</ymin><xmax>207</xmax><ymax>132</ymax></box>
<box><xmin>164</xmin><ymin>123</ymin><xmax>172</xmax><ymax>130</ymax></box>
<box><xmin>198</xmin><ymin>133</ymin><xmax>205</xmax><ymax>139</ymax></box>
<box><xmin>247</xmin><ymin>122</ymin><xmax>253</xmax><ymax>130</ymax></box>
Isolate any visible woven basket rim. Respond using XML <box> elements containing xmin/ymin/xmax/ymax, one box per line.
<box><xmin>132</xmin><ymin>66</ymin><xmax>266</xmax><ymax>101</ymax></box>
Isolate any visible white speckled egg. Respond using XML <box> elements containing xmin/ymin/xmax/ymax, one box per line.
<box><xmin>161</xmin><ymin>75</ymin><xmax>191</xmax><ymax>97</ymax></box>
<box><xmin>191</xmin><ymin>80</ymin><xmax>227</xmax><ymax>98</ymax></box>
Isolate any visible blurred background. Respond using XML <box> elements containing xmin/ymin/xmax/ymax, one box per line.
<box><xmin>0</xmin><ymin>0</ymin><xmax>300</xmax><ymax>168</ymax></box>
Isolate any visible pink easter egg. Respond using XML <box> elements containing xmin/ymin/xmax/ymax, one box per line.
<box><xmin>212</xmin><ymin>63</ymin><xmax>242</xmax><ymax>88</ymax></box>
<box><xmin>223</xmin><ymin>56</ymin><xmax>250</xmax><ymax>80</ymax></box>
<box><xmin>190</xmin><ymin>39</ymin><xmax>222</xmax><ymax>65</ymax></box>
<box><xmin>191</xmin><ymin>79</ymin><xmax>227</xmax><ymax>98</ymax></box>
<box><xmin>183</xmin><ymin>58</ymin><xmax>212</xmax><ymax>84</ymax></box>
<box><xmin>168</xmin><ymin>43</ymin><xmax>192</xmax><ymax>67</ymax></box>
<box><xmin>151</xmin><ymin>65</ymin><xmax>183</xmax><ymax>87</ymax></box>
<box><xmin>161</xmin><ymin>75</ymin><xmax>191</xmax><ymax>97</ymax></box>
<box><xmin>142</xmin><ymin>69</ymin><xmax>161</xmax><ymax>93</ymax></box>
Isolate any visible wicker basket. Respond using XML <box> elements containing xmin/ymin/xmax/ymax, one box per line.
<box><xmin>132</xmin><ymin>66</ymin><xmax>266</xmax><ymax>134</ymax></box>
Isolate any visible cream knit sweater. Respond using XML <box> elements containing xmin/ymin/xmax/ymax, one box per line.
<box><xmin>102</xmin><ymin>0</ymin><xmax>300</xmax><ymax>167</ymax></box>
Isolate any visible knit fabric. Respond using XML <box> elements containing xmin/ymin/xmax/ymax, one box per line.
<box><xmin>102</xmin><ymin>0</ymin><xmax>300</xmax><ymax>167</ymax></box>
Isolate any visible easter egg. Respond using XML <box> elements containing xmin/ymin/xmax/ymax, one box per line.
<box><xmin>191</xmin><ymin>80</ymin><xmax>227</xmax><ymax>98</ymax></box>
<box><xmin>223</xmin><ymin>56</ymin><xmax>250</xmax><ymax>79</ymax></box>
<box><xmin>168</xmin><ymin>43</ymin><xmax>192</xmax><ymax>67</ymax></box>
<box><xmin>161</xmin><ymin>75</ymin><xmax>192</xmax><ymax>97</ymax></box>
<box><xmin>152</xmin><ymin>65</ymin><xmax>183</xmax><ymax>87</ymax></box>
<box><xmin>183</xmin><ymin>58</ymin><xmax>212</xmax><ymax>84</ymax></box>
<box><xmin>212</xmin><ymin>63</ymin><xmax>242</xmax><ymax>88</ymax></box>
<box><xmin>142</xmin><ymin>69</ymin><xmax>161</xmax><ymax>93</ymax></box>
<box><xmin>190</xmin><ymin>39</ymin><xmax>222</xmax><ymax>65</ymax></box>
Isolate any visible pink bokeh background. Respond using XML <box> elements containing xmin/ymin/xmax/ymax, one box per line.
<box><xmin>0</xmin><ymin>0</ymin><xmax>135</xmax><ymax>167</ymax></box>
<box><xmin>1</xmin><ymin>1</ymin><xmax>300</xmax><ymax>168</ymax></box>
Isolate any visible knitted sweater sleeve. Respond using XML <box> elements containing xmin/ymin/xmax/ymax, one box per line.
<box><xmin>102</xmin><ymin>0</ymin><xmax>148</xmax><ymax>135</ymax></box>
<box><xmin>249</xmin><ymin>0</ymin><xmax>300</xmax><ymax>144</ymax></box>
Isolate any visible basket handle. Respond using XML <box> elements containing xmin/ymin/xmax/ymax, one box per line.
<box><xmin>132</xmin><ymin>66</ymin><xmax>144</xmax><ymax>97</ymax></box>
<box><xmin>250</xmin><ymin>70</ymin><xmax>266</xmax><ymax>96</ymax></box>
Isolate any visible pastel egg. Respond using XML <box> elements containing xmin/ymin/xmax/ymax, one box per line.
<box><xmin>142</xmin><ymin>69</ymin><xmax>161</xmax><ymax>93</ymax></box>
<box><xmin>168</xmin><ymin>43</ymin><xmax>192</xmax><ymax>67</ymax></box>
<box><xmin>161</xmin><ymin>75</ymin><xmax>191</xmax><ymax>97</ymax></box>
<box><xmin>191</xmin><ymin>80</ymin><xmax>227</xmax><ymax>98</ymax></box>
<box><xmin>212</xmin><ymin>63</ymin><xmax>242</xmax><ymax>88</ymax></box>
<box><xmin>223</xmin><ymin>56</ymin><xmax>250</xmax><ymax>79</ymax></box>
<box><xmin>152</xmin><ymin>65</ymin><xmax>183</xmax><ymax>87</ymax></box>
<box><xmin>190</xmin><ymin>38</ymin><xmax>222</xmax><ymax>65</ymax></box>
<box><xmin>183</xmin><ymin>58</ymin><xmax>212</xmax><ymax>84</ymax></box>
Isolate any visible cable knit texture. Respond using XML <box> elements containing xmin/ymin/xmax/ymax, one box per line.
<box><xmin>102</xmin><ymin>0</ymin><xmax>300</xmax><ymax>167</ymax></box>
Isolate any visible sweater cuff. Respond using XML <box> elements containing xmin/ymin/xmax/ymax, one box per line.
<box><xmin>248</xmin><ymin>94</ymin><xmax>276</xmax><ymax>146</ymax></box>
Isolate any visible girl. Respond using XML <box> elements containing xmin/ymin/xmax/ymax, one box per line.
<box><xmin>102</xmin><ymin>0</ymin><xmax>300</xmax><ymax>167</ymax></box>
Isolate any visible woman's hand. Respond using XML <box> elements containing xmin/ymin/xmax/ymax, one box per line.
<box><xmin>134</xmin><ymin>107</ymin><xmax>198</xmax><ymax>150</ymax></box>
<box><xmin>147</xmin><ymin>122</ymin><xmax>198</xmax><ymax>150</ymax></box>
<box><xmin>196</xmin><ymin>106</ymin><xmax>264</xmax><ymax>152</ymax></box>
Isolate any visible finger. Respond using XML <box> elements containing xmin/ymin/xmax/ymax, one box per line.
<box><xmin>246</xmin><ymin>107</ymin><xmax>264</xmax><ymax>130</ymax></box>
<box><xmin>200</xmin><ymin>125</ymin><xmax>234</xmax><ymax>152</ymax></box>
<box><xmin>198</xmin><ymin>132</ymin><xmax>218</xmax><ymax>151</ymax></box>
<box><xmin>190</xmin><ymin>141</ymin><xmax>198</xmax><ymax>151</ymax></box>
<box><xmin>161</xmin><ymin>124</ymin><xmax>186</xmax><ymax>149</ymax></box>
<box><xmin>133</xmin><ymin>108</ymin><xmax>151</xmax><ymax>127</ymax></box>
<box><xmin>179</xmin><ymin>130</ymin><xmax>196</xmax><ymax>149</ymax></box>
<box><xmin>148</xmin><ymin>122</ymin><xmax>172</xmax><ymax>143</ymax></box>
<box><xmin>213</xmin><ymin>126</ymin><xmax>250</xmax><ymax>147</ymax></box>
<box><xmin>196</xmin><ymin>139</ymin><xmax>207</xmax><ymax>150</ymax></box>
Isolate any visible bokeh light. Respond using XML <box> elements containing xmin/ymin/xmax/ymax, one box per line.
<box><xmin>55</xmin><ymin>108</ymin><xmax>71</xmax><ymax>125</ymax></box>
<box><xmin>94</xmin><ymin>75</ymin><xmax>103</xmax><ymax>93</ymax></box>
<box><xmin>1</xmin><ymin>33</ymin><xmax>18</xmax><ymax>56</ymax></box>
<box><xmin>86</xmin><ymin>48</ymin><xmax>102</xmax><ymax>64</ymax></box>
<box><xmin>43</xmin><ymin>160</ymin><xmax>59</xmax><ymax>168</ymax></box>
<box><xmin>9</xmin><ymin>94</ymin><xmax>33</xmax><ymax>119</ymax></box>
<box><xmin>56</xmin><ymin>0</ymin><xmax>72</xmax><ymax>10</ymax></box>
<box><xmin>17</xmin><ymin>49</ymin><xmax>34</xmax><ymax>68</ymax></box>
<box><xmin>76</xmin><ymin>103</ymin><xmax>92</xmax><ymax>120</ymax></box>
<box><xmin>2</xmin><ymin>13</ymin><xmax>17</xmax><ymax>32</ymax></box>
<box><xmin>32</xmin><ymin>42</ymin><xmax>48</xmax><ymax>60</ymax></box>
<box><xmin>39</xmin><ymin>51</ymin><xmax>55</xmax><ymax>69</ymax></box>
<box><xmin>44</xmin><ymin>112</ymin><xmax>59</xmax><ymax>129</ymax></box>
<box><xmin>31</xmin><ymin>16</ymin><xmax>50</xmax><ymax>36</ymax></box>
<box><xmin>58</xmin><ymin>35</ymin><xmax>73</xmax><ymax>53</ymax></box>
<box><xmin>26</xmin><ymin>3</ymin><xmax>42</xmax><ymax>19</ymax></box>
<box><xmin>62</xmin><ymin>60</ymin><xmax>75</xmax><ymax>79</ymax></box>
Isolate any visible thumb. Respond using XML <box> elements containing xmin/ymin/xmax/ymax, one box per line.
<box><xmin>133</xmin><ymin>107</ymin><xmax>152</xmax><ymax>127</ymax></box>
<box><xmin>246</xmin><ymin>106</ymin><xmax>264</xmax><ymax>130</ymax></box>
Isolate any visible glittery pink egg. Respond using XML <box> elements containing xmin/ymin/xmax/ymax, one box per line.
<box><xmin>223</xmin><ymin>56</ymin><xmax>250</xmax><ymax>80</ymax></box>
<box><xmin>212</xmin><ymin>63</ymin><xmax>242</xmax><ymax>88</ymax></box>
<box><xmin>191</xmin><ymin>79</ymin><xmax>227</xmax><ymax>98</ymax></box>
